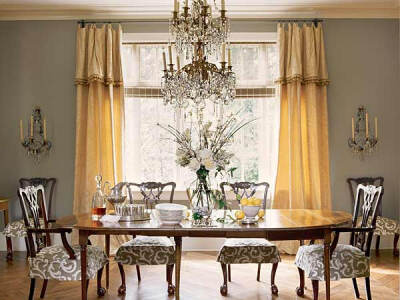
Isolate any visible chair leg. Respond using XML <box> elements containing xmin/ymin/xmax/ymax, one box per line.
<box><xmin>40</xmin><ymin>279</ymin><xmax>48</xmax><ymax>298</ymax></box>
<box><xmin>365</xmin><ymin>277</ymin><xmax>372</xmax><ymax>300</ymax></box>
<box><xmin>228</xmin><ymin>264</ymin><xmax>231</xmax><ymax>282</ymax></box>
<box><xmin>375</xmin><ymin>235</ymin><xmax>380</xmax><ymax>256</ymax></box>
<box><xmin>271</xmin><ymin>263</ymin><xmax>278</xmax><ymax>295</ymax></box>
<box><xmin>28</xmin><ymin>278</ymin><xmax>36</xmax><ymax>300</ymax></box>
<box><xmin>117</xmin><ymin>263</ymin><xmax>126</xmax><ymax>295</ymax></box>
<box><xmin>296</xmin><ymin>267</ymin><xmax>305</xmax><ymax>297</ymax></box>
<box><xmin>352</xmin><ymin>278</ymin><xmax>360</xmax><ymax>298</ymax></box>
<box><xmin>136</xmin><ymin>265</ymin><xmax>141</xmax><ymax>282</ymax></box>
<box><xmin>6</xmin><ymin>237</ymin><xmax>13</xmax><ymax>261</ymax></box>
<box><xmin>167</xmin><ymin>264</ymin><xmax>175</xmax><ymax>295</ymax></box>
<box><xmin>97</xmin><ymin>267</ymin><xmax>106</xmax><ymax>297</ymax></box>
<box><xmin>311</xmin><ymin>280</ymin><xmax>319</xmax><ymax>300</ymax></box>
<box><xmin>393</xmin><ymin>233</ymin><xmax>399</xmax><ymax>257</ymax></box>
<box><xmin>257</xmin><ymin>263</ymin><xmax>261</xmax><ymax>281</ymax></box>
<box><xmin>86</xmin><ymin>279</ymin><xmax>89</xmax><ymax>294</ymax></box>
<box><xmin>220</xmin><ymin>263</ymin><xmax>228</xmax><ymax>296</ymax></box>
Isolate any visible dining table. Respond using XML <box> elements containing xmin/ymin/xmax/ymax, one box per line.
<box><xmin>59</xmin><ymin>209</ymin><xmax>351</xmax><ymax>300</ymax></box>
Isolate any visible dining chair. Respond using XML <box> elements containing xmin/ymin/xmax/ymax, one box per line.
<box><xmin>3</xmin><ymin>177</ymin><xmax>56</xmax><ymax>260</ymax></box>
<box><xmin>347</xmin><ymin>177</ymin><xmax>399</xmax><ymax>257</ymax></box>
<box><xmin>115</xmin><ymin>181</ymin><xmax>177</xmax><ymax>296</ymax></box>
<box><xmin>295</xmin><ymin>184</ymin><xmax>383</xmax><ymax>300</ymax></box>
<box><xmin>18</xmin><ymin>185</ymin><xmax>108</xmax><ymax>300</ymax></box>
<box><xmin>217</xmin><ymin>182</ymin><xmax>280</xmax><ymax>296</ymax></box>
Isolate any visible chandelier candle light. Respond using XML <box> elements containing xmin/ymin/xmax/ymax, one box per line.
<box><xmin>162</xmin><ymin>0</ymin><xmax>236</xmax><ymax>110</ymax></box>
<box><xmin>348</xmin><ymin>106</ymin><xmax>378</xmax><ymax>154</ymax></box>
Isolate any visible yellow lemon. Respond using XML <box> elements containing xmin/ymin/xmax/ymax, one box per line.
<box><xmin>253</xmin><ymin>198</ymin><xmax>262</xmax><ymax>206</ymax></box>
<box><xmin>258</xmin><ymin>209</ymin><xmax>265</xmax><ymax>218</ymax></box>
<box><xmin>240</xmin><ymin>198</ymin><xmax>248</xmax><ymax>206</ymax></box>
<box><xmin>235</xmin><ymin>210</ymin><xmax>245</xmax><ymax>220</ymax></box>
<box><xmin>247</xmin><ymin>198</ymin><xmax>254</xmax><ymax>206</ymax></box>
<box><xmin>186</xmin><ymin>211</ymin><xmax>191</xmax><ymax>218</ymax></box>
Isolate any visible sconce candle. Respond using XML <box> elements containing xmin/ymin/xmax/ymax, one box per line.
<box><xmin>20</xmin><ymin>107</ymin><xmax>52</xmax><ymax>162</ymax></box>
<box><xmin>348</xmin><ymin>106</ymin><xmax>378</xmax><ymax>155</ymax></box>
<box><xmin>162</xmin><ymin>52</ymin><xmax>167</xmax><ymax>70</ymax></box>
<box><xmin>221</xmin><ymin>43</ymin><xmax>226</xmax><ymax>62</ymax></box>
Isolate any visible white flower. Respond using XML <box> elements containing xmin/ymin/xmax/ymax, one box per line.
<box><xmin>203</xmin><ymin>158</ymin><xmax>216</xmax><ymax>170</ymax></box>
<box><xmin>198</xmin><ymin>148</ymin><xmax>212</xmax><ymax>160</ymax></box>
<box><xmin>188</xmin><ymin>158</ymin><xmax>201</xmax><ymax>171</ymax></box>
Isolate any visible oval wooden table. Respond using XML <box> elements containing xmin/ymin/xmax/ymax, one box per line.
<box><xmin>64</xmin><ymin>209</ymin><xmax>351</xmax><ymax>300</ymax></box>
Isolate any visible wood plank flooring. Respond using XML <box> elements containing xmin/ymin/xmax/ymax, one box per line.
<box><xmin>0</xmin><ymin>250</ymin><xmax>398</xmax><ymax>300</ymax></box>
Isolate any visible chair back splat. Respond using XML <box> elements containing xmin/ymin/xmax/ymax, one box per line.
<box><xmin>18</xmin><ymin>185</ymin><xmax>50</xmax><ymax>257</ymax></box>
<box><xmin>351</xmin><ymin>184</ymin><xmax>383</xmax><ymax>254</ymax></box>
<box><xmin>220</xmin><ymin>182</ymin><xmax>270</xmax><ymax>210</ymax></box>
<box><xmin>347</xmin><ymin>177</ymin><xmax>384</xmax><ymax>216</ymax></box>
<box><xmin>127</xmin><ymin>182</ymin><xmax>176</xmax><ymax>209</ymax></box>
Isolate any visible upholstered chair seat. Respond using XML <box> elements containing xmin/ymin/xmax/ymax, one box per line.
<box><xmin>295</xmin><ymin>244</ymin><xmax>369</xmax><ymax>281</ymax></box>
<box><xmin>115</xmin><ymin>236</ymin><xmax>175</xmax><ymax>266</ymax></box>
<box><xmin>217</xmin><ymin>238</ymin><xmax>280</xmax><ymax>265</ymax></box>
<box><xmin>357</xmin><ymin>216</ymin><xmax>400</xmax><ymax>236</ymax></box>
<box><xmin>3</xmin><ymin>218</ymin><xmax>44</xmax><ymax>238</ymax></box>
<box><xmin>29</xmin><ymin>244</ymin><xmax>108</xmax><ymax>281</ymax></box>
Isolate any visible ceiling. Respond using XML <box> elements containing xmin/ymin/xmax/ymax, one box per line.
<box><xmin>0</xmin><ymin>0</ymin><xmax>398</xmax><ymax>20</ymax></box>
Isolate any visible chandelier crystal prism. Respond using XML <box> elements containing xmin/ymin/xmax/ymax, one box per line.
<box><xmin>161</xmin><ymin>0</ymin><xmax>236</xmax><ymax>110</ymax></box>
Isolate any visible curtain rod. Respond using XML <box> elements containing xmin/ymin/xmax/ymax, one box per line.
<box><xmin>78</xmin><ymin>18</ymin><xmax>323</xmax><ymax>27</ymax></box>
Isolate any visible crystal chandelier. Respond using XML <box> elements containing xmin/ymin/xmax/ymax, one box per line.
<box><xmin>161</xmin><ymin>0</ymin><xmax>236</xmax><ymax>110</ymax></box>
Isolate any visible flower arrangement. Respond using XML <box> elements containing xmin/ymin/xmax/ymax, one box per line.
<box><xmin>158</xmin><ymin>112</ymin><xmax>254</xmax><ymax>222</ymax></box>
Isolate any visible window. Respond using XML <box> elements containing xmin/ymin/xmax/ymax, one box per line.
<box><xmin>122</xmin><ymin>41</ymin><xmax>279</xmax><ymax>195</ymax></box>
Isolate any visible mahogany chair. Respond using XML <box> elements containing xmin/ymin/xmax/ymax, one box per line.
<box><xmin>3</xmin><ymin>177</ymin><xmax>56</xmax><ymax>261</ymax></box>
<box><xmin>217</xmin><ymin>182</ymin><xmax>280</xmax><ymax>296</ymax></box>
<box><xmin>18</xmin><ymin>185</ymin><xmax>108</xmax><ymax>300</ymax></box>
<box><xmin>115</xmin><ymin>181</ymin><xmax>177</xmax><ymax>296</ymax></box>
<box><xmin>295</xmin><ymin>184</ymin><xmax>383</xmax><ymax>300</ymax></box>
<box><xmin>347</xmin><ymin>177</ymin><xmax>399</xmax><ymax>257</ymax></box>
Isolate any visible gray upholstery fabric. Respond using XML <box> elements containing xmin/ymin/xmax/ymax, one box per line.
<box><xmin>217</xmin><ymin>238</ymin><xmax>281</xmax><ymax>264</ymax></box>
<box><xmin>115</xmin><ymin>236</ymin><xmax>175</xmax><ymax>265</ymax></box>
<box><xmin>357</xmin><ymin>216</ymin><xmax>400</xmax><ymax>236</ymax></box>
<box><xmin>29</xmin><ymin>245</ymin><xmax>108</xmax><ymax>281</ymax></box>
<box><xmin>295</xmin><ymin>244</ymin><xmax>370</xmax><ymax>281</ymax></box>
<box><xmin>3</xmin><ymin>218</ymin><xmax>44</xmax><ymax>238</ymax></box>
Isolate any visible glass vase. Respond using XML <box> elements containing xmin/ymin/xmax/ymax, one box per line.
<box><xmin>191</xmin><ymin>165</ymin><xmax>215</xmax><ymax>220</ymax></box>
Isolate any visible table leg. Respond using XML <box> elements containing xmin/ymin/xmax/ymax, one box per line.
<box><xmin>80</xmin><ymin>230</ymin><xmax>88</xmax><ymax>300</ymax></box>
<box><xmin>323</xmin><ymin>230</ymin><xmax>331</xmax><ymax>300</ymax></box>
<box><xmin>174</xmin><ymin>236</ymin><xmax>182</xmax><ymax>300</ymax></box>
<box><xmin>105</xmin><ymin>234</ymin><xmax>110</xmax><ymax>289</ymax></box>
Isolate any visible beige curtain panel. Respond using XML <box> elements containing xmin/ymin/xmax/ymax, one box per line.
<box><xmin>273</xmin><ymin>23</ymin><xmax>331</xmax><ymax>254</ymax></box>
<box><xmin>73</xmin><ymin>24</ymin><xmax>125</xmax><ymax>249</ymax></box>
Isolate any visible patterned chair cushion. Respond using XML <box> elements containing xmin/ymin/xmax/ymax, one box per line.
<box><xmin>217</xmin><ymin>238</ymin><xmax>281</xmax><ymax>264</ymax></box>
<box><xmin>115</xmin><ymin>236</ymin><xmax>175</xmax><ymax>265</ymax></box>
<box><xmin>3</xmin><ymin>218</ymin><xmax>44</xmax><ymax>238</ymax></box>
<box><xmin>29</xmin><ymin>244</ymin><xmax>108</xmax><ymax>281</ymax></box>
<box><xmin>295</xmin><ymin>244</ymin><xmax>369</xmax><ymax>281</ymax></box>
<box><xmin>357</xmin><ymin>216</ymin><xmax>400</xmax><ymax>236</ymax></box>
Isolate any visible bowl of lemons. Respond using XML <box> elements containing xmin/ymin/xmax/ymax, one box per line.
<box><xmin>235</xmin><ymin>197</ymin><xmax>265</xmax><ymax>224</ymax></box>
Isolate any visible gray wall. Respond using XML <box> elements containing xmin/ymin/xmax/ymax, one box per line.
<box><xmin>0</xmin><ymin>21</ymin><xmax>76</xmax><ymax>223</ymax></box>
<box><xmin>0</xmin><ymin>19</ymin><xmax>398</xmax><ymax>231</ymax></box>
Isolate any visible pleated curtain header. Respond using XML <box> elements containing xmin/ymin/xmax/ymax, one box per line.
<box><xmin>75</xmin><ymin>24</ymin><xmax>123</xmax><ymax>87</ymax></box>
<box><xmin>276</xmin><ymin>23</ymin><xmax>329</xmax><ymax>86</ymax></box>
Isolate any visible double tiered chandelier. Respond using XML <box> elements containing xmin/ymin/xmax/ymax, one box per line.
<box><xmin>161</xmin><ymin>0</ymin><xmax>236</xmax><ymax>110</ymax></box>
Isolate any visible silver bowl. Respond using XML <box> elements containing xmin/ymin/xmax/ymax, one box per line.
<box><xmin>106</xmin><ymin>196</ymin><xmax>127</xmax><ymax>207</ymax></box>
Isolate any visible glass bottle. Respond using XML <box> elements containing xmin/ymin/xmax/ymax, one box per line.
<box><xmin>92</xmin><ymin>175</ymin><xmax>106</xmax><ymax>220</ymax></box>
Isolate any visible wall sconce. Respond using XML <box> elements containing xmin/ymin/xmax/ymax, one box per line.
<box><xmin>348</xmin><ymin>106</ymin><xmax>378</xmax><ymax>155</ymax></box>
<box><xmin>20</xmin><ymin>106</ymin><xmax>52</xmax><ymax>162</ymax></box>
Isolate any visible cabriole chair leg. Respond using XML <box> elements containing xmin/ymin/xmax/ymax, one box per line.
<box><xmin>167</xmin><ymin>264</ymin><xmax>175</xmax><ymax>295</ymax></box>
<box><xmin>375</xmin><ymin>236</ymin><xmax>380</xmax><ymax>256</ymax></box>
<box><xmin>365</xmin><ymin>277</ymin><xmax>372</xmax><ymax>300</ymax></box>
<box><xmin>257</xmin><ymin>263</ymin><xmax>261</xmax><ymax>281</ymax></box>
<box><xmin>220</xmin><ymin>263</ymin><xmax>228</xmax><ymax>296</ymax></box>
<box><xmin>97</xmin><ymin>267</ymin><xmax>106</xmax><ymax>297</ymax></box>
<box><xmin>270</xmin><ymin>262</ymin><xmax>278</xmax><ymax>295</ymax></box>
<box><xmin>393</xmin><ymin>233</ymin><xmax>399</xmax><ymax>257</ymax></box>
<box><xmin>296</xmin><ymin>267</ymin><xmax>305</xmax><ymax>297</ymax></box>
<box><xmin>136</xmin><ymin>265</ymin><xmax>141</xmax><ymax>281</ymax></box>
<box><xmin>228</xmin><ymin>264</ymin><xmax>231</xmax><ymax>282</ymax></box>
<box><xmin>117</xmin><ymin>263</ymin><xmax>126</xmax><ymax>295</ymax></box>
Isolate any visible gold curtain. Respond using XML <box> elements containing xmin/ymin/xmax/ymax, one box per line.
<box><xmin>273</xmin><ymin>23</ymin><xmax>332</xmax><ymax>254</ymax></box>
<box><xmin>73</xmin><ymin>24</ymin><xmax>126</xmax><ymax>249</ymax></box>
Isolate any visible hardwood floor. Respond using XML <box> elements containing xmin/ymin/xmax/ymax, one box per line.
<box><xmin>0</xmin><ymin>250</ymin><xmax>398</xmax><ymax>300</ymax></box>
